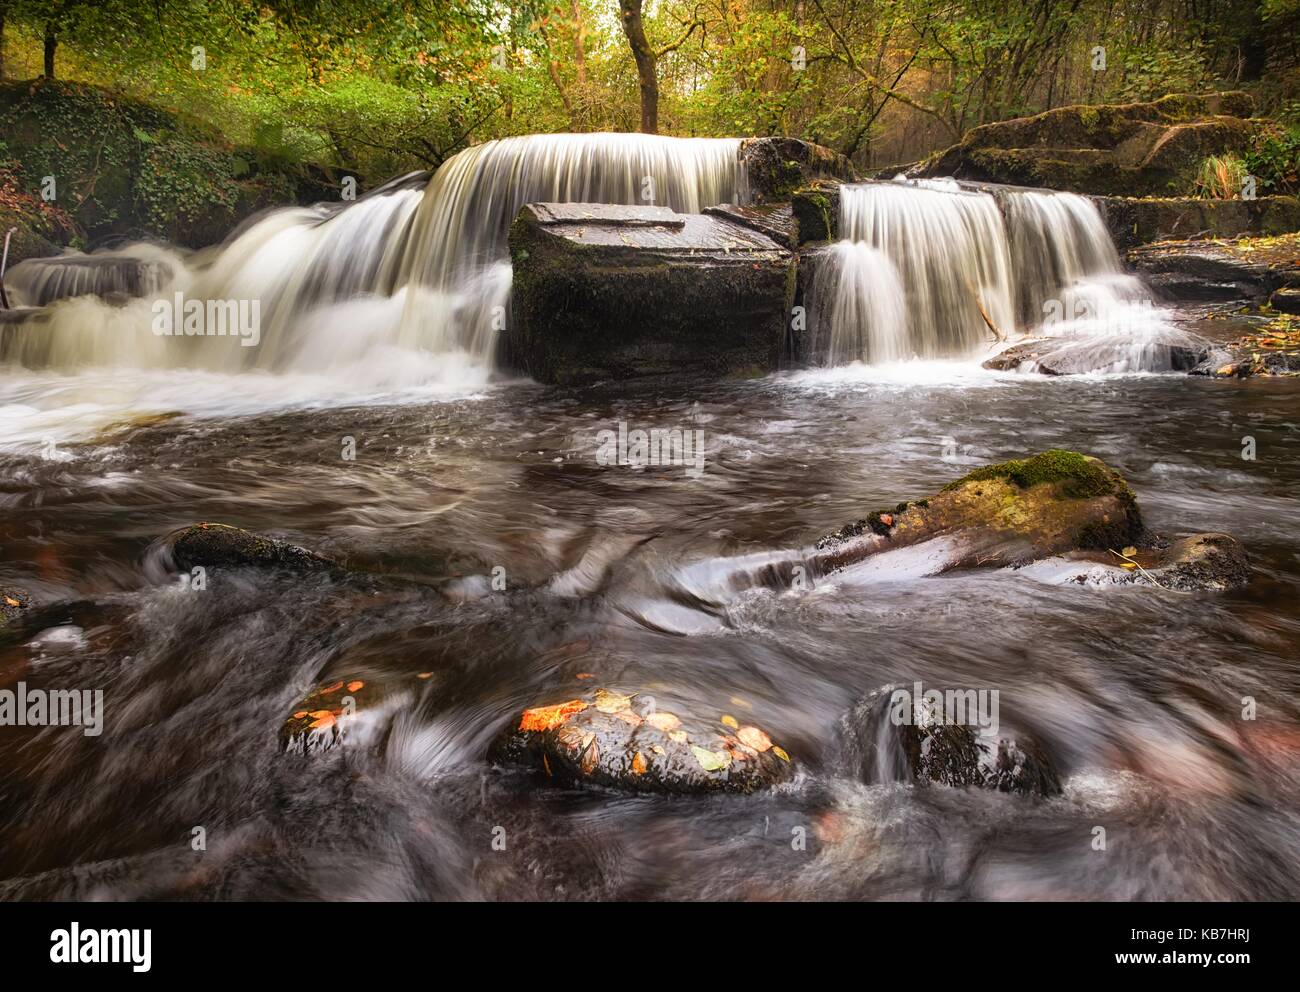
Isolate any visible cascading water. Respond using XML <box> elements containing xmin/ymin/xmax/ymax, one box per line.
<box><xmin>1</xmin><ymin>134</ymin><xmax>743</xmax><ymax>383</ymax></box>
<box><xmin>809</xmin><ymin>178</ymin><xmax>1200</xmax><ymax>372</ymax></box>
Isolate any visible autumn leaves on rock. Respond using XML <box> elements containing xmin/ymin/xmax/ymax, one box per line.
<box><xmin>493</xmin><ymin>686</ymin><xmax>794</xmax><ymax>794</ymax></box>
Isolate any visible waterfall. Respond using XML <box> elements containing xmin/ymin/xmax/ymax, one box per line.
<box><xmin>2</xmin><ymin>134</ymin><xmax>743</xmax><ymax>382</ymax></box>
<box><xmin>811</xmin><ymin>178</ymin><xmax>1191</xmax><ymax>371</ymax></box>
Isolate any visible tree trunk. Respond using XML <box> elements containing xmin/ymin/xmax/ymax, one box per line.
<box><xmin>618</xmin><ymin>0</ymin><xmax>658</xmax><ymax>134</ymax></box>
<box><xmin>0</xmin><ymin>5</ymin><xmax>7</xmax><ymax>82</ymax></box>
<box><xmin>43</xmin><ymin>21</ymin><xmax>56</xmax><ymax>79</ymax></box>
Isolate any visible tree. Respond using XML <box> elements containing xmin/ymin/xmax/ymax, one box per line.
<box><xmin>618</xmin><ymin>0</ymin><xmax>703</xmax><ymax>134</ymax></box>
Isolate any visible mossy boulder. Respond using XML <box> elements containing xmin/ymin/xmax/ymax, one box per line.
<box><xmin>491</xmin><ymin>686</ymin><xmax>795</xmax><ymax>794</ymax></box>
<box><xmin>739</xmin><ymin>137</ymin><xmax>855</xmax><ymax>204</ymax></box>
<box><xmin>910</xmin><ymin>92</ymin><xmax>1262</xmax><ymax>197</ymax></box>
<box><xmin>1098</xmin><ymin>196</ymin><xmax>1300</xmax><ymax>251</ymax></box>
<box><xmin>810</xmin><ymin>450</ymin><xmax>1145</xmax><ymax>575</ymax></box>
<box><xmin>160</xmin><ymin>523</ymin><xmax>336</xmax><ymax>573</ymax></box>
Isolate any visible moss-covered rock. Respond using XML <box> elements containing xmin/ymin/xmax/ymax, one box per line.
<box><xmin>791</xmin><ymin>180</ymin><xmax>842</xmax><ymax>244</ymax></box>
<box><xmin>739</xmin><ymin>137</ymin><xmax>855</xmax><ymax>204</ymax></box>
<box><xmin>910</xmin><ymin>92</ymin><xmax>1263</xmax><ymax>197</ymax></box>
<box><xmin>810</xmin><ymin>450</ymin><xmax>1145</xmax><ymax>576</ymax></box>
<box><xmin>491</xmin><ymin>686</ymin><xmax>794</xmax><ymax>793</ymax></box>
<box><xmin>160</xmin><ymin>523</ymin><xmax>336</xmax><ymax>573</ymax></box>
<box><xmin>1098</xmin><ymin>195</ymin><xmax>1300</xmax><ymax>251</ymax></box>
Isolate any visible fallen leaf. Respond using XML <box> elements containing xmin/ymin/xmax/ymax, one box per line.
<box><xmin>519</xmin><ymin>699</ymin><xmax>588</xmax><ymax>732</ymax></box>
<box><xmin>576</xmin><ymin>672</ymin><xmax>595</xmax><ymax>680</ymax></box>
<box><xmin>307</xmin><ymin>710</ymin><xmax>336</xmax><ymax>730</ymax></box>
<box><xmin>652</xmin><ymin>745</ymin><xmax>666</xmax><ymax>755</ymax></box>
<box><xmin>292</xmin><ymin>710</ymin><xmax>308</xmax><ymax>719</ymax></box>
<box><xmin>417</xmin><ymin>672</ymin><xmax>433</xmax><ymax>680</ymax></box>
<box><xmin>319</xmin><ymin>681</ymin><xmax>344</xmax><ymax>695</ymax></box>
<box><xmin>631</xmin><ymin>751</ymin><xmax>648</xmax><ymax>775</ymax></box>
<box><xmin>1121</xmin><ymin>546</ymin><xmax>1137</xmax><ymax>558</ymax></box>
<box><xmin>721</xmin><ymin>714</ymin><xmax>740</xmax><ymax>729</ymax></box>
<box><xmin>772</xmin><ymin>746</ymin><xmax>790</xmax><ymax>762</ymax></box>
<box><xmin>729</xmin><ymin>696</ymin><xmax>753</xmax><ymax>710</ymax></box>
<box><xmin>580</xmin><ymin>739</ymin><xmax>600</xmax><ymax>774</ymax></box>
<box><xmin>3</xmin><ymin>596</ymin><xmax>20</xmax><ymax>607</ymax></box>
<box><xmin>614</xmin><ymin>709</ymin><xmax>644</xmax><ymax>727</ymax></box>
<box><xmin>669</xmin><ymin>730</ymin><xmax>689</xmax><ymax>744</ymax></box>
<box><xmin>594</xmin><ymin>688</ymin><xmax>634</xmax><ymax>713</ymax></box>
<box><xmin>346</xmin><ymin>680</ymin><xmax>364</xmax><ymax>693</ymax></box>
<box><xmin>645</xmin><ymin>712</ymin><xmax>681</xmax><ymax>732</ymax></box>
<box><xmin>737</xmin><ymin>726</ymin><xmax>773</xmax><ymax>752</ymax></box>
<box><xmin>692</xmin><ymin>745</ymin><xmax>731</xmax><ymax>771</ymax></box>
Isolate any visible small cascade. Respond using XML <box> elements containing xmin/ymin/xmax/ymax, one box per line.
<box><xmin>1</xmin><ymin>135</ymin><xmax>743</xmax><ymax>383</ymax></box>
<box><xmin>811</xmin><ymin>178</ymin><xmax>1195</xmax><ymax>371</ymax></box>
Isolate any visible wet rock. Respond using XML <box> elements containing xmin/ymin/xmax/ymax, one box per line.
<box><xmin>161</xmin><ymin>522</ymin><xmax>336</xmax><ymax>573</ymax></box>
<box><xmin>507</xmin><ymin>202</ymin><xmax>794</xmax><ymax>384</ymax></box>
<box><xmin>809</xmin><ymin>449</ymin><xmax>1147</xmax><ymax>576</ymax></box>
<box><xmin>837</xmin><ymin>687</ymin><xmax>1061</xmax><ymax>797</ymax></box>
<box><xmin>983</xmin><ymin>335</ymin><xmax>1208</xmax><ymax>375</ymax></box>
<box><xmin>1059</xmin><ymin>533</ymin><xmax>1250</xmax><ymax>591</ymax></box>
<box><xmin>739</xmin><ymin>137</ymin><xmax>855</xmax><ymax>204</ymax></box>
<box><xmin>0</xmin><ymin>587</ymin><xmax>31</xmax><ymax>629</ymax></box>
<box><xmin>703</xmin><ymin>201</ymin><xmax>797</xmax><ymax>249</ymax></box>
<box><xmin>491</xmin><ymin>687</ymin><xmax>794</xmax><ymax>793</ymax></box>
<box><xmin>5</xmin><ymin>252</ymin><xmax>174</xmax><ymax>307</ymax></box>
<box><xmin>1098</xmin><ymin>196</ymin><xmax>1300</xmax><ymax>252</ymax></box>
<box><xmin>910</xmin><ymin>92</ymin><xmax>1260</xmax><ymax>197</ymax></box>
<box><xmin>791</xmin><ymin>180</ymin><xmax>843</xmax><ymax>244</ymax></box>
<box><xmin>1126</xmin><ymin>239</ymin><xmax>1289</xmax><ymax>302</ymax></box>
<box><xmin>1272</xmin><ymin>287</ymin><xmax>1300</xmax><ymax>315</ymax></box>
<box><xmin>280</xmin><ymin>675</ymin><xmax>403</xmax><ymax>756</ymax></box>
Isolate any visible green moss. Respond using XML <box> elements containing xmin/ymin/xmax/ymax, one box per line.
<box><xmin>942</xmin><ymin>449</ymin><xmax>1119</xmax><ymax>499</ymax></box>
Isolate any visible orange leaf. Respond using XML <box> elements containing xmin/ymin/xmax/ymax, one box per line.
<box><xmin>737</xmin><ymin>726</ymin><xmax>773</xmax><ymax>752</ymax></box>
<box><xmin>308</xmin><ymin>710</ymin><xmax>336</xmax><ymax>730</ymax></box>
<box><xmin>319</xmin><ymin>681</ymin><xmax>344</xmax><ymax>695</ymax></box>
<box><xmin>292</xmin><ymin>710</ymin><xmax>308</xmax><ymax>719</ymax></box>
<box><xmin>519</xmin><ymin>699</ymin><xmax>588</xmax><ymax>733</ymax></box>
<box><xmin>346</xmin><ymin>680</ymin><xmax>364</xmax><ymax>693</ymax></box>
<box><xmin>631</xmin><ymin>751</ymin><xmax>648</xmax><ymax>775</ymax></box>
<box><xmin>3</xmin><ymin>596</ymin><xmax>20</xmax><ymax>607</ymax></box>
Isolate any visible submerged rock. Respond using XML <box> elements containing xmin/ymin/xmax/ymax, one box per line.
<box><xmin>983</xmin><ymin>334</ymin><xmax>1208</xmax><ymax>375</ymax></box>
<box><xmin>810</xmin><ymin>450</ymin><xmax>1146</xmax><ymax>576</ymax></box>
<box><xmin>837</xmin><ymin>687</ymin><xmax>1061</xmax><ymax>797</ymax></box>
<box><xmin>280</xmin><ymin>675</ymin><xmax>404</xmax><ymax>756</ymax></box>
<box><xmin>161</xmin><ymin>522</ymin><xmax>336</xmax><ymax>573</ymax></box>
<box><xmin>507</xmin><ymin>202</ymin><xmax>793</xmax><ymax>384</ymax></box>
<box><xmin>5</xmin><ymin>252</ymin><xmax>174</xmax><ymax>307</ymax></box>
<box><xmin>491</xmin><ymin>686</ymin><xmax>794</xmax><ymax>793</ymax></box>
<box><xmin>1</xmin><ymin>587</ymin><xmax>31</xmax><ymax>629</ymax></box>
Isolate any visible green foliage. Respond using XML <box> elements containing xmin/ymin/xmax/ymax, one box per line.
<box><xmin>1193</xmin><ymin>154</ymin><xmax>1249</xmax><ymax>199</ymax></box>
<box><xmin>1246</xmin><ymin>125</ymin><xmax>1300</xmax><ymax>195</ymax></box>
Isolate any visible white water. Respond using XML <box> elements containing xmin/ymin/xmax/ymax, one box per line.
<box><xmin>812</xmin><ymin>178</ymin><xmax>1196</xmax><ymax>372</ymax></box>
<box><xmin>1</xmin><ymin>134</ymin><xmax>743</xmax><ymax>385</ymax></box>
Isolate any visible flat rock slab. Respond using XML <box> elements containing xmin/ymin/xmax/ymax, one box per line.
<box><xmin>1127</xmin><ymin>233</ymin><xmax>1300</xmax><ymax>300</ymax></box>
<box><xmin>508</xmin><ymin>202</ymin><xmax>794</xmax><ymax>384</ymax></box>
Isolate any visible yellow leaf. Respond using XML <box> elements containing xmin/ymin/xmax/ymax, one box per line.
<box><xmin>772</xmin><ymin>746</ymin><xmax>790</xmax><ymax>762</ymax></box>
<box><xmin>652</xmin><ymin>745</ymin><xmax>665</xmax><ymax>755</ymax></box>
<box><xmin>737</xmin><ymin>726</ymin><xmax>773</xmax><ymax>752</ymax></box>
<box><xmin>1121</xmin><ymin>546</ymin><xmax>1137</xmax><ymax>558</ymax></box>
<box><xmin>594</xmin><ymin>688</ymin><xmax>634</xmax><ymax>713</ymax></box>
<box><xmin>721</xmin><ymin>714</ymin><xmax>739</xmax><ymax>729</ymax></box>
<box><xmin>3</xmin><ymin>596</ymin><xmax>20</xmax><ymax>607</ymax></box>
<box><xmin>669</xmin><ymin>730</ymin><xmax>688</xmax><ymax>744</ymax></box>
<box><xmin>645</xmin><ymin>712</ymin><xmax>681</xmax><ymax>732</ymax></box>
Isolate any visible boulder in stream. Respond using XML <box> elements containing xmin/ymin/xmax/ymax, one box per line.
<box><xmin>507</xmin><ymin>202</ymin><xmax>794</xmax><ymax>384</ymax></box>
<box><xmin>281</xmin><ymin>675</ymin><xmax>406</xmax><ymax>756</ymax></box>
<box><xmin>983</xmin><ymin>334</ymin><xmax>1209</xmax><ymax>375</ymax></box>
<box><xmin>810</xmin><ymin>449</ymin><xmax>1146</xmax><ymax>575</ymax></box>
<box><xmin>161</xmin><ymin>523</ymin><xmax>336</xmax><ymax>573</ymax></box>
<box><xmin>492</xmin><ymin>686</ymin><xmax>794</xmax><ymax>793</ymax></box>
<box><xmin>1052</xmin><ymin>533</ymin><xmax>1250</xmax><ymax>591</ymax></box>
<box><xmin>738</xmin><ymin>137</ymin><xmax>855</xmax><ymax>203</ymax></box>
<box><xmin>837</xmin><ymin>687</ymin><xmax>1062</xmax><ymax>798</ymax></box>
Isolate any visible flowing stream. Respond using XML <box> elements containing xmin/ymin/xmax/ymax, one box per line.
<box><xmin>1</xmin><ymin>137</ymin><xmax>1298</xmax><ymax>901</ymax></box>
